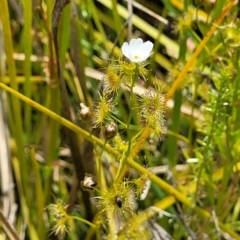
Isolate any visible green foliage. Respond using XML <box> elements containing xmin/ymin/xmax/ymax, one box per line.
<box><xmin>0</xmin><ymin>0</ymin><xmax>240</xmax><ymax>239</ymax></box>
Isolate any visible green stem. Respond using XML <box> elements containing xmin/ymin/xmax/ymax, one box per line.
<box><xmin>194</xmin><ymin>79</ymin><xmax>225</xmax><ymax>204</ymax></box>
<box><xmin>109</xmin><ymin>113</ymin><xmax>127</xmax><ymax>128</ymax></box>
<box><xmin>96</xmin><ymin>140</ymin><xmax>107</xmax><ymax>188</ymax></box>
<box><xmin>71</xmin><ymin>216</ymin><xmax>97</xmax><ymax>228</ymax></box>
<box><xmin>114</xmin><ymin>64</ymin><xmax>139</xmax><ymax>183</ymax></box>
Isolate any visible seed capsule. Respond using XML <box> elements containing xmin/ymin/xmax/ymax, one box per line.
<box><xmin>81</xmin><ymin>174</ymin><xmax>97</xmax><ymax>190</ymax></box>
<box><xmin>103</xmin><ymin>122</ymin><xmax>117</xmax><ymax>140</ymax></box>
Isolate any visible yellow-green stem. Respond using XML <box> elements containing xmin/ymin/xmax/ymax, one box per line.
<box><xmin>114</xmin><ymin>64</ymin><xmax>139</xmax><ymax>183</ymax></box>
<box><xmin>96</xmin><ymin>140</ymin><xmax>107</xmax><ymax>188</ymax></box>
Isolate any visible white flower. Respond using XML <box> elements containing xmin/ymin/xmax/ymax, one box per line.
<box><xmin>121</xmin><ymin>38</ymin><xmax>154</xmax><ymax>63</ymax></box>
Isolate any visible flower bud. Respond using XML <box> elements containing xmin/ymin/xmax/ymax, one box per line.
<box><xmin>79</xmin><ymin>103</ymin><xmax>91</xmax><ymax>121</ymax></box>
<box><xmin>140</xmin><ymin>178</ymin><xmax>151</xmax><ymax>200</ymax></box>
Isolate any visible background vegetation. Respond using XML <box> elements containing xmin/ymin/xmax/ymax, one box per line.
<box><xmin>0</xmin><ymin>0</ymin><xmax>240</xmax><ymax>239</ymax></box>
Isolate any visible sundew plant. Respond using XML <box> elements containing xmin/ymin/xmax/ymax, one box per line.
<box><xmin>0</xmin><ymin>0</ymin><xmax>240</xmax><ymax>240</ymax></box>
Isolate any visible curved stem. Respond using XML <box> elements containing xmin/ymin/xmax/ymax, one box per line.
<box><xmin>71</xmin><ymin>216</ymin><xmax>96</xmax><ymax>228</ymax></box>
<box><xmin>71</xmin><ymin>216</ymin><xmax>101</xmax><ymax>240</ymax></box>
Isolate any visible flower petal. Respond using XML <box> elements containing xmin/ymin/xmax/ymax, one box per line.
<box><xmin>121</xmin><ymin>38</ymin><xmax>153</xmax><ymax>63</ymax></box>
<box><xmin>121</xmin><ymin>42</ymin><xmax>130</xmax><ymax>58</ymax></box>
<box><xmin>129</xmin><ymin>38</ymin><xmax>143</xmax><ymax>47</ymax></box>
<box><xmin>143</xmin><ymin>41</ymin><xmax>154</xmax><ymax>55</ymax></box>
